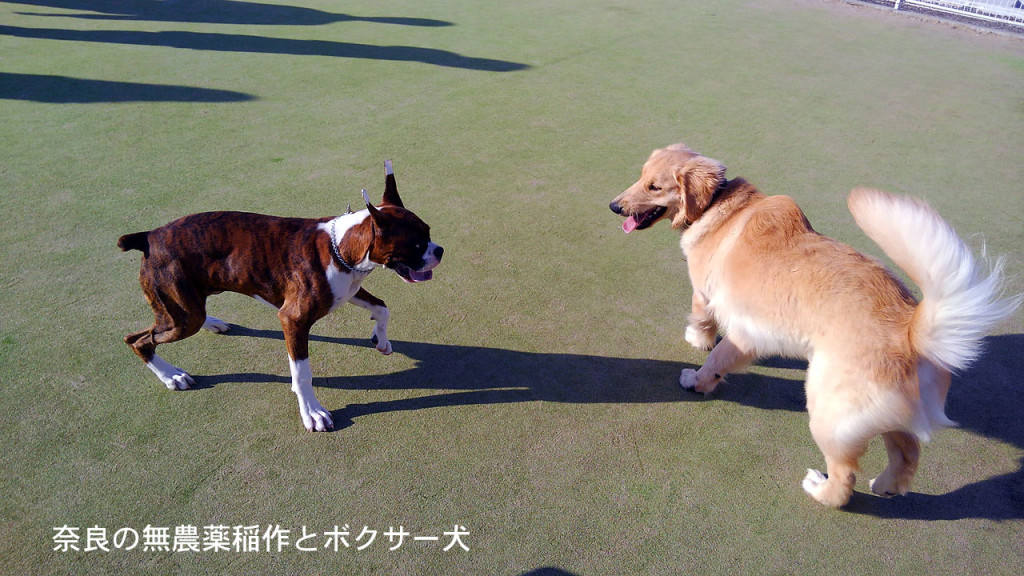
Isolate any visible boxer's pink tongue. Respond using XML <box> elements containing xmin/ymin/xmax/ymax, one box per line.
<box><xmin>411</xmin><ymin>270</ymin><xmax>433</xmax><ymax>282</ymax></box>
<box><xmin>622</xmin><ymin>216</ymin><xmax>639</xmax><ymax>234</ymax></box>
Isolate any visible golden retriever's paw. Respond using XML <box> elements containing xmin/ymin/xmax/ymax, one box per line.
<box><xmin>802</xmin><ymin>469</ymin><xmax>828</xmax><ymax>494</ymax></box>
<box><xmin>685</xmin><ymin>325</ymin><xmax>716</xmax><ymax>351</ymax></box>
<box><xmin>679</xmin><ymin>369</ymin><xmax>699</xmax><ymax>390</ymax></box>
<box><xmin>802</xmin><ymin>469</ymin><xmax>854</xmax><ymax>508</ymax></box>
<box><xmin>680</xmin><ymin>369</ymin><xmax>721</xmax><ymax>394</ymax></box>
<box><xmin>869</xmin><ymin>474</ymin><xmax>908</xmax><ymax>498</ymax></box>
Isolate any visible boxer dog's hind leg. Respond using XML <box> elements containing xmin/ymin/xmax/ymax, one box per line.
<box><xmin>126</xmin><ymin>270</ymin><xmax>208</xmax><ymax>390</ymax></box>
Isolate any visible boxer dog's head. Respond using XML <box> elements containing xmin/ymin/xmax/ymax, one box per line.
<box><xmin>362</xmin><ymin>161</ymin><xmax>443</xmax><ymax>283</ymax></box>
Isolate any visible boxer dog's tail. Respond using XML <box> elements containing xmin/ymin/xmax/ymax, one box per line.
<box><xmin>118</xmin><ymin>231</ymin><xmax>150</xmax><ymax>257</ymax></box>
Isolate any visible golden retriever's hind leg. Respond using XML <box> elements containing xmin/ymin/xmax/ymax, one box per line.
<box><xmin>869</xmin><ymin>431</ymin><xmax>920</xmax><ymax>497</ymax></box>
<box><xmin>679</xmin><ymin>336</ymin><xmax>754</xmax><ymax>394</ymax></box>
<box><xmin>803</xmin><ymin>414</ymin><xmax>867</xmax><ymax>508</ymax></box>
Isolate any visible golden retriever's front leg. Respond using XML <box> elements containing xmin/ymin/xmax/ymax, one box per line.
<box><xmin>684</xmin><ymin>292</ymin><xmax>718</xmax><ymax>350</ymax></box>
<box><xmin>679</xmin><ymin>337</ymin><xmax>755</xmax><ymax>394</ymax></box>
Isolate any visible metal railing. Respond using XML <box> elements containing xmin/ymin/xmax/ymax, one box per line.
<box><xmin>893</xmin><ymin>0</ymin><xmax>1024</xmax><ymax>27</ymax></box>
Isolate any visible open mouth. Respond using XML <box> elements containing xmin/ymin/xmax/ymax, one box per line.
<box><xmin>392</xmin><ymin>262</ymin><xmax>433</xmax><ymax>283</ymax></box>
<box><xmin>622</xmin><ymin>206</ymin><xmax>667</xmax><ymax>233</ymax></box>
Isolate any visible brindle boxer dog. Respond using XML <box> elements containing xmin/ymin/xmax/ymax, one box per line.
<box><xmin>119</xmin><ymin>161</ymin><xmax>442</xmax><ymax>431</ymax></box>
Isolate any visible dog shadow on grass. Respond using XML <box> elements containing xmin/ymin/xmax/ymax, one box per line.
<box><xmin>203</xmin><ymin>327</ymin><xmax>1024</xmax><ymax>521</ymax></box>
<box><xmin>203</xmin><ymin>326</ymin><xmax>807</xmax><ymax>415</ymax></box>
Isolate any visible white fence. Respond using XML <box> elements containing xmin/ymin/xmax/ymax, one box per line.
<box><xmin>893</xmin><ymin>0</ymin><xmax>1024</xmax><ymax>27</ymax></box>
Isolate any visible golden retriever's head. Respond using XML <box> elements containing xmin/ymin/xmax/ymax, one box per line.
<box><xmin>609</xmin><ymin>143</ymin><xmax>726</xmax><ymax>233</ymax></box>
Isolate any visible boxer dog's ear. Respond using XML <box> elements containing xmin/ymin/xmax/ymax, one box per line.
<box><xmin>382</xmin><ymin>159</ymin><xmax>404</xmax><ymax>208</ymax></box>
<box><xmin>362</xmin><ymin>189</ymin><xmax>383</xmax><ymax>222</ymax></box>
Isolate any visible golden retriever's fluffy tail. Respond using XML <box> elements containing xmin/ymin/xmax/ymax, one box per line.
<box><xmin>848</xmin><ymin>188</ymin><xmax>1021</xmax><ymax>373</ymax></box>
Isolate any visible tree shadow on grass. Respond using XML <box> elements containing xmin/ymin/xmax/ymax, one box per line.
<box><xmin>7</xmin><ymin>0</ymin><xmax>454</xmax><ymax>27</ymax></box>
<box><xmin>0</xmin><ymin>72</ymin><xmax>255</xmax><ymax>103</ymax></box>
<box><xmin>198</xmin><ymin>326</ymin><xmax>1024</xmax><ymax>521</ymax></box>
<box><xmin>0</xmin><ymin>25</ymin><xmax>529</xmax><ymax>72</ymax></box>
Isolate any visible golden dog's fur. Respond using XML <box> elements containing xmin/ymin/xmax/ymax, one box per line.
<box><xmin>610</xmin><ymin>143</ymin><xmax>1020</xmax><ymax>508</ymax></box>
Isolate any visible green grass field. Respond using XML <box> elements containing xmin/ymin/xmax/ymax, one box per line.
<box><xmin>2</xmin><ymin>1</ymin><xmax>1023</xmax><ymax>574</ymax></box>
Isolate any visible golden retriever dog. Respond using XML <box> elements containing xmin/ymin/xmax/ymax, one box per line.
<box><xmin>609</xmin><ymin>143</ymin><xmax>1020</xmax><ymax>508</ymax></box>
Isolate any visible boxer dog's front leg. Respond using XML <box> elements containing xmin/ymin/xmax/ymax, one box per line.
<box><xmin>350</xmin><ymin>287</ymin><xmax>392</xmax><ymax>355</ymax></box>
<box><xmin>279</xmin><ymin>304</ymin><xmax>334</xmax><ymax>432</ymax></box>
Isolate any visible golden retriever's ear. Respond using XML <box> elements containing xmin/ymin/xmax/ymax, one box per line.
<box><xmin>672</xmin><ymin>156</ymin><xmax>725</xmax><ymax>228</ymax></box>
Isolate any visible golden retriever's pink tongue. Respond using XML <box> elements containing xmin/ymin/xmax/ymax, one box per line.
<box><xmin>622</xmin><ymin>215</ymin><xmax>639</xmax><ymax>234</ymax></box>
